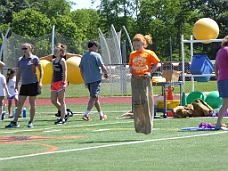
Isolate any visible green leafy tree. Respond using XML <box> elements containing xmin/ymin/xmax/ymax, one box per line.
<box><xmin>70</xmin><ymin>9</ymin><xmax>100</xmax><ymax>40</ymax></box>
<box><xmin>32</xmin><ymin>0</ymin><xmax>71</xmax><ymax>18</ymax></box>
<box><xmin>0</xmin><ymin>0</ymin><xmax>29</xmax><ymax>24</ymax></box>
<box><xmin>0</xmin><ymin>0</ymin><xmax>72</xmax><ymax>24</ymax></box>
<box><xmin>11</xmin><ymin>8</ymin><xmax>51</xmax><ymax>37</ymax></box>
<box><xmin>51</xmin><ymin>15</ymin><xmax>86</xmax><ymax>54</ymax></box>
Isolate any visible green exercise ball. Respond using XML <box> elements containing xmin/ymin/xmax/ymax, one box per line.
<box><xmin>187</xmin><ymin>91</ymin><xmax>207</xmax><ymax>104</ymax></box>
<box><xmin>205</xmin><ymin>91</ymin><xmax>223</xmax><ymax>109</ymax></box>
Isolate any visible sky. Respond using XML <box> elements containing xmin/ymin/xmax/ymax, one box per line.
<box><xmin>70</xmin><ymin>0</ymin><xmax>101</xmax><ymax>11</ymax></box>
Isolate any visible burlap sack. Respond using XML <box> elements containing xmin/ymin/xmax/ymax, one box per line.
<box><xmin>191</xmin><ymin>98</ymin><xmax>213</xmax><ymax>117</ymax></box>
<box><xmin>173</xmin><ymin>104</ymin><xmax>194</xmax><ymax>118</ymax></box>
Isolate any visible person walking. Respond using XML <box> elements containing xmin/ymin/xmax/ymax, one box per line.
<box><xmin>51</xmin><ymin>44</ymin><xmax>69</xmax><ymax>124</ymax></box>
<box><xmin>6</xmin><ymin>68</ymin><xmax>18</xmax><ymax>118</ymax></box>
<box><xmin>0</xmin><ymin>61</ymin><xmax>11</xmax><ymax>120</ymax></box>
<box><xmin>79</xmin><ymin>40</ymin><xmax>108</xmax><ymax>121</ymax></box>
<box><xmin>128</xmin><ymin>34</ymin><xmax>160</xmax><ymax>134</ymax></box>
<box><xmin>5</xmin><ymin>43</ymin><xmax>43</xmax><ymax>128</ymax></box>
<box><xmin>214</xmin><ymin>35</ymin><xmax>228</xmax><ymax>130</ymax></box>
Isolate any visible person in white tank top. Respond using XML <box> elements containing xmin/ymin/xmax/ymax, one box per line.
<box><xmin>6</xmin><ymin>68</ymin><xmax>18</xmax><ymax>118</ymax></box>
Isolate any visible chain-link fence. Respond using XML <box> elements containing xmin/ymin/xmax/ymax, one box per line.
<box><xmin>37</xmin><ymin>62</ymin><xmax>216</xmax><ymax>98</ymax></box>
<box><xmin>1</xmin><ymin>29</ymin><xmax>217</xmax><ymax>98</ymax></box>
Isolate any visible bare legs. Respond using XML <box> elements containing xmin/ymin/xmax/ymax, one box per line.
<box><xmin>87</xmin><ymin>96</ymin><xmax>101</xmax><ymax>112</ymax></box>
<box><xmin>216</xmin><ymin>98</ymin><xmax>228</xmax><ymax>126</ymax></box>
<box><xmin>51</xmin><ymin>90</ymin><xmax>66</xmax><ymax>120</ymax></box>
<box><xmin>13</xmin><ymin>95</ymin><xmax>36</xmax><ymax>122</ymax></box>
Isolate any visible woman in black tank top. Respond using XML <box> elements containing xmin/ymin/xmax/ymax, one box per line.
<box><xmin>50</xmin><ymin>44</ymin><xmax>68</xmax><ymax>125</ymax></box>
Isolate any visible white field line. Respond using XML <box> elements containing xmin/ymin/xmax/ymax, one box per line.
<box><xmin>0</xmin><ymin>131</ymin><xmax>227</xmax><ymax>161</ymax></box>
<box><xmin>39</xmin><ymin>111</ymin><xmax>130</xmax><ymax>115</ymax></box>
<box><xmin>0</xmin><ymin>121</ymin><xmax>134</xmax><ymax>134</ymax></box>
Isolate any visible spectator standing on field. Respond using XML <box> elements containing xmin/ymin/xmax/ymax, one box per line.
<box><xmin>214</xmin><ymin>35</ymin><xmax>228</xmax><ymax>130</ymax></box>
<box><xmin>40</xmin><ymin>43</ymin><xmax>78</xmax><ymax>117</ymax></box>
<box><xmin>0</xmin><ymin>61</ymin><xmax>11</xmax><ymax>120</ymax></box>
<box><xmin>79</xmin><ymin>40</ymin><xmax>108</xmax><ymax>121</ymax></box>
<box><xmin>5</xmin><ymin>43</ymin><xmax>43</xmax><ymax>128</ymax></box>
<box><xmin>51</xmin><ymin>44</ymin><xmax>69</xmax><ymax>125</ymax></box>
<box><xmin>6</xmin><ymin>68</ymin><xmax>18</xmax><ymax>118</ymax></box>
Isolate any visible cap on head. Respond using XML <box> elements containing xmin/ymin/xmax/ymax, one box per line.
<box><xmin>88</xmin><ymin>40</ymin><xmax>98</xmax><ymax>48</ymax></box>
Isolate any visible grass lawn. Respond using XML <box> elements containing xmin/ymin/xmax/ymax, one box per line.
<box><xmin>38</xmin><ymin>80</ymin><xmax>218</xmax><ymax>98</ymax></box>
<box><xmin>0</xmin><ymin>104</ymin><xmax>227</xmax><ymax>171</ymax></box>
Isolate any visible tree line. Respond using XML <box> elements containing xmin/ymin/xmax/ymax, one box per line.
<box><xmin>0</xmin><ymin>0</ymin><xmax>228</xmax><ymax>62</ymax></box>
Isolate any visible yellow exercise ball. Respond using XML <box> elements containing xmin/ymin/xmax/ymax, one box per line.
<box><xmin>66</xmin><ymin>57</ymin><xmax>84</xmax><ymax>84</ymax></box>
<box><xmin>36</xmin><ymin>59</ymin><xmax>53</xmax><ymax>85</ymax></box>
<box><xmin>193</xmin><ymin>18</ymin><xmax>219</xmax><ymax>43</ymax></box>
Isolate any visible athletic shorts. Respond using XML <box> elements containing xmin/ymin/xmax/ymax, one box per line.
<box><xmin>7</xmin><ymin>93</ymin><xmax>18</xmax><ymax>100</ymax></box>
<box><xmin>218</xmin><ymin>80</ymin><xmax>228</xmax><ymax>98</ymax></box>
<box><xmin>20</xmin><ymin>82</ymin><xmax>41</xmax><ymax>96</ymax></box>
<box><xmin>87</xmin><ymin>81</ymin><xmax>101</xmax><ymax>97</ymax></box>
<box><xmin>0</xmin><ymin>96</ymin><xmax>4</xmax><ymax>106</ymax></box>
<box><xmin>51</xmin><ymin>80</ymin><xmax>68</xmax><ymax>92</ymax></box>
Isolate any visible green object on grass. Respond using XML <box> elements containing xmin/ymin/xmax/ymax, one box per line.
<box><xmin>205</xmin><ymin>91</ymin><xmax>223</xmax><ymax>109</ymax></box>
<box><xmin>187</xmin><ymin>91</ymin><xmax>207</xmax><ymax>104</ymax></box>
<box><xmin>181</xmin><ymin>92</ymin><xmax>187</xmax><ymax>106</ymax></box>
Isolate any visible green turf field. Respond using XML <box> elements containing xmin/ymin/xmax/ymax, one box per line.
<box><xmin>38</xmin><ymin>80</ymin><xmax>218</xmax><ymax>98</ymax></box>
<box><xmin>0</xmin><ymin>104</ymin><xmax>227</xmax><ymax>171</ymax></box>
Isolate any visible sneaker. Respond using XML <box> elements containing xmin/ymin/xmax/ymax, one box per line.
<box><xmin>100</xmin><ymin>114</ymin><xmax>107</xmax><ymax>120</ymax></box>
<box><xmin>215</xmin><ymin>123</ymin><xmax>228</xmax><ymax>130</ymax></box>
<box><xmin>66</xmin><ymin>108</ymin><xmax>73</xmax><ymax>117</ymax></box>
<box><xmin>28</xmin><ymin>121</ymin><xmax>34</xmax><ymax>128</ymax></box>
<box><xmin>1</xmin><ymin>112</ymin><xmax>6</xmax><ymax>120</ymax></box>
<box><xmin>65</xmin><ymin>112</ymin><xmax>70</xmax><ymax>122</ymax></box>
<box><xmin>55</xmin><ymin>110</ymin><xmax>61</xmax><ymax>117</ymax></box>
<box><xmin>5</xmin><ymin>121</ymin><xmax>20</xmax><ymax>128</ymax></box>
<box><xmin>8</xmin><ymin>114</ymin><xmax>13</xmax><ymax>118</ymax></box>
<box><xmin>54</xmin><ymin>119</ymin><xmax>65</xmax><ymax>125</ymax></box>
<box><xmin>82</xmin><ymin>115</ymin><xmax>91</xmax><ymax>121</ymax></box>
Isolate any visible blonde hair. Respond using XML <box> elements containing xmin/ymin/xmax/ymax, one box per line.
<box><xmin>132</xmin><ymin>34</ymin><xmax>152</xmax><ymax>48</ymax></box>
<box><xmin>221</xmin><ymin>35</ymin><xmax>228</xmax><ymax>47</ymax></box>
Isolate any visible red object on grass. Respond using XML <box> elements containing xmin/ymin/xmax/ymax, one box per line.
<box><xmin>167</xmin><ymin>86</ymin><xmax>174</xmax><ymax>100</ymax></box>
<box><xmin>167</xmin><ymin>86</ymin><xmax>174</xmax><ymax>117</ymax></box>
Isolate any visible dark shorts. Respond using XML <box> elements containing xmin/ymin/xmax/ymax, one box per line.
<box><xmin>218</xmin><ymin>80</ymin><xmax>228</xmax><ymax>98</ymax></box>
<box><xmin>20</xmin><ymin>82</ymin><xmax>41</xmax><ymax>96</ymax></box>
<box><xmin>0</xmin><ymin>96</ymin><xmax>4</xmax><ymax>106</ymax></box>
<box><xmin>88</xmin><ymin>81</ymin><xmax>101</xmax><ymax>97</ymax></box>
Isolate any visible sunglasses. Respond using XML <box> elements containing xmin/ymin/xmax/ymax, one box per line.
<box><xmin>22</xmin><ymin>48</ymin><xmax>28</xmax><ymax>50</ymax></box>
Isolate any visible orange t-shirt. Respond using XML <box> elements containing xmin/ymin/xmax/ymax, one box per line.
<box><xmin>129</xmin><ymin>49</ymin><xmax>160</xmax><ymax>75</ymax></box>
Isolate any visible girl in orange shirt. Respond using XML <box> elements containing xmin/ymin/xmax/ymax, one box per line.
<box><xmin>129</xmin><ymin>34</ymin><xmax>160</xmax><ymax>134</ymax></box>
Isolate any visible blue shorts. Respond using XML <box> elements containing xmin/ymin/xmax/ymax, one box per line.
<box><xmin>87</xmin><ymin>81</ymin><xmax>101</xmax><ymax>97</ymax></box>
<box><xmin>218</xmin><ymin>80</ymin><xmax>228</xmax><ymax>98</ymax></box>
